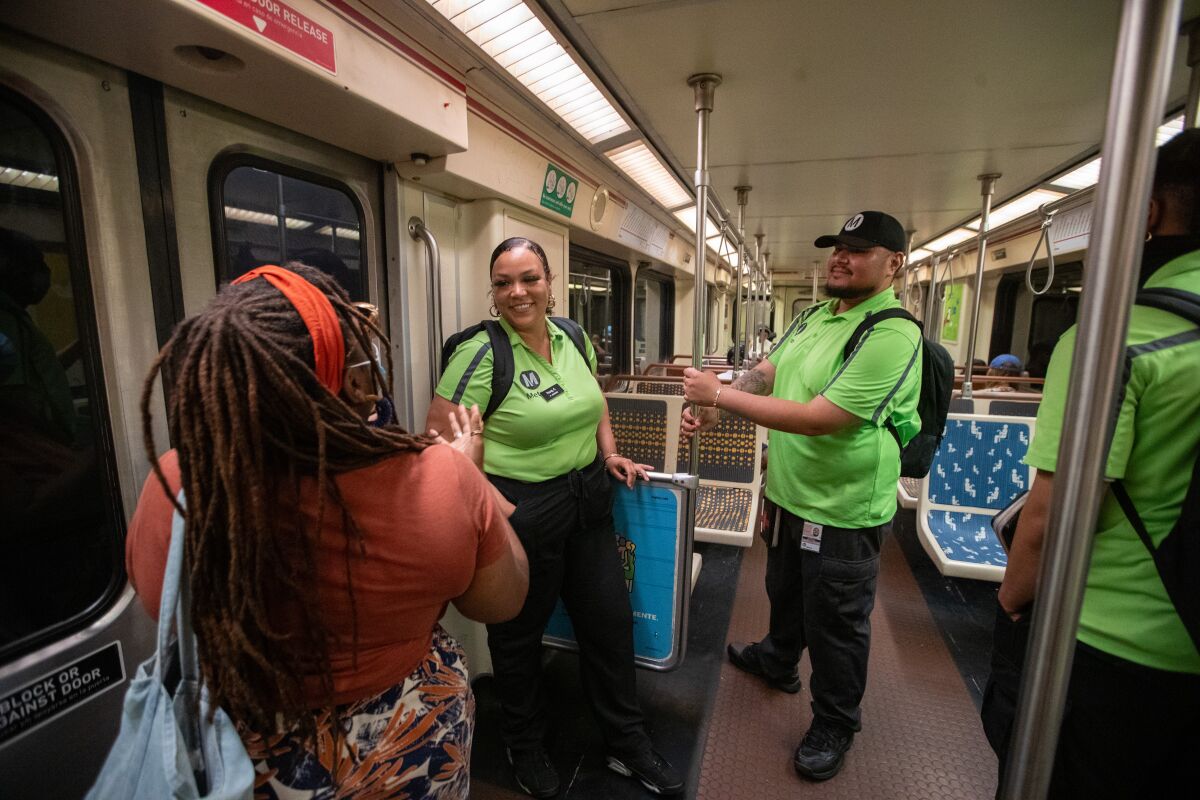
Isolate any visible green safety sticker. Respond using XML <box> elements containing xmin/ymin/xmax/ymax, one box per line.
<box><xmin>540</xmin><ymin>163</ymin><xmax>579</xmax><ymax>218</ymax></box>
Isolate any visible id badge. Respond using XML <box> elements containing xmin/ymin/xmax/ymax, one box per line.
<box><xmin>800</xmin><ymin>521</ymin><xmax>823</xmax><ymax>553</ymax></box>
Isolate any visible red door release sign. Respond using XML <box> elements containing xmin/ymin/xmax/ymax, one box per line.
<box><xmin>196</xmin><ymin>0</ymin><xmax>336</xmax><ymax>73</ymax></box>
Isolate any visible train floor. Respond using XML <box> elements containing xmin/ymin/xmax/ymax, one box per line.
<box><xmin>469</xmin><ymin>510</ymin><xmax>999</xmax><ymax>798</ymax></box>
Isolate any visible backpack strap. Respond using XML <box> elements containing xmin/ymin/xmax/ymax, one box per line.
<box><xmin>550</xmin><ymin>316</ymin><xmax>591</xmax><ymax>366</ymax></box>
<box><xmin>1136</xmin><ymin>287</ymin><xmax>1200</xmax><ymax>327</ymax></box>
<box><xmin>840</xmin><ymin>308</ymin><xmax>924</xmax><ymax>448</ymax></box>
<box><xmin>480</xmin><ymin>320</ymin><xmax>514</xmax><ymax>419</ymax></box>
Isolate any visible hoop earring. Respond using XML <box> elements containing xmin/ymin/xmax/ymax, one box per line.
<box><xmin>1146</xmin><ymin>231</ymin><xmax>1153</xmax><ymax>242</ymax></box>
<box><xmin>546</xmin><ymin>293</ymin><xmax>556</xmax><ymax>313</ymax></box>
<box><xmin>489</xmin><ymin>302</ymin><xmax>500</xmax><ymax>318</ymax></box>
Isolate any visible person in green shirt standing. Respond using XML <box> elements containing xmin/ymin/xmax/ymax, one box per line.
<box><xmin>428</xmin><ymin>237</ymin><xmax>683</xmax><ymax>798</ymax></box>
<box><xmin>683</xmin><ymin>211</ymin><xmax>921</xmax><ymax>782</ymax></box>
<box><xmin>990</xmin><ymin>130</ymin><xmax>1200</xmax><ymax>798</ymax></box>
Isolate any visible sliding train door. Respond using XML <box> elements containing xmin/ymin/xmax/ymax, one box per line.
<box><xmin>0</xmin><ymin>33</ymin><xmax>164</xmax><ymax>800</ymax></box>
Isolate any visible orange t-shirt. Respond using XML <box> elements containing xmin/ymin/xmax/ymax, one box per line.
<box><xmin>126</xmin><ymin>444</ymin><xmax>510</xmax><ymax>706</ymax></box>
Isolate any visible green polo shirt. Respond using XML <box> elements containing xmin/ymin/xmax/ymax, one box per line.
<box><xmin>764</xmin><ymin>288</ymin><xmax>921</xmax><ymax>528</ymax></box>
<box><xmin>1025</xmin><ymin>250</ymin><xmax>1200</xmax><ymax>674</ymax></box>
<box><xmin>436</xmin><ymin>317</ymin><xmax>603</xmax><ymax>483</ymax></box>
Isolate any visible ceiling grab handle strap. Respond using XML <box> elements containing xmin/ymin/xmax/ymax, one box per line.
<box><xmin>1026</xmin><ymin>206</ymin><xmax>1057</xmax><ymax>296</ymax></box>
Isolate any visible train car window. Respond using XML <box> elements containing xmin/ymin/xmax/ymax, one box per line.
<box><xmin>568</xmin><ymin>246</ymin><xmax>629</xmax><ymax>375</ymax></box>
<box><xmin>634</xmin><ymin>270</ymin><xmax>673</xmax><ymax>367</ymax></box>
<box><xmin>210</xmin><ymin>157</ymin><xmax>366</xmax><ymax>300</ymax></box>
<box><xmin>0</xmin><ymin>88</ymin><xmax>124</xmax><ymax>660</ymax></box>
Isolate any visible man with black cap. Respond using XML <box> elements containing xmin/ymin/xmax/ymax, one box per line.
<box><xmin>682</xmin><ymin>211</ymin><xmax>921</xmax><ymax>782</ymax></box>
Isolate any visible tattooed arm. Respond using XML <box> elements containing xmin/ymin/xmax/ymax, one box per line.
<box><xmin>680</xmin><ymin>361</ymin><xmax>776</xmax><ymax>439</ymax></box>
<box><xmin>682</xmin><ymin>361</ymin><xmax>858</xmax><ymax>437</ymax></box>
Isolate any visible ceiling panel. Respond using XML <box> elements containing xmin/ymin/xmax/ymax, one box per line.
<box><xmin>559</xmin><ymin>0</ymin><xmax>1196</xmax><ymax>270</ymax></box>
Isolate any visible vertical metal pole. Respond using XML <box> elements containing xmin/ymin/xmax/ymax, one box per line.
<box><xmin>900</xmin><ymin>229</ymin><xmax>915</xmax><ymax>304</ymax></box>
<box><xmin>962</xmin><ymin>173</ymin><xmax>1000</xmax><ymax>400</ymax></box>
<box><xmin>734</xmin><ymin>186</ymin><xmax>750</xmax><ymax>371</ymax></box>
<box><xmin>1183</xmin><ymin>19</ymin><xmax>1200</xmax><ymax>127</ymax></box>
<box><xmin>746</xmin><ymin>233</ymin><xmax>763</xmax><ymax>361</ymax></box>
<box><xmin>761</xmin><ymin>250</ymin><xmax>772</xmax><ymax>348</ymax></box>
<box><xmin>688</xmin><ymin>73</ymin><xmax>721</xmax><ymax>474</ymax></box>
<box><xmin>409</xmin><ymin>217</ymin><xmax>443</xmax><ymax>390</ymax></box>
<box><xmin>924</xmin><ymin>252</ymin><xmax>942</xmax><ymax>327</ymax></box>
<box><xmin>1001</xmin><ymin>2</ymin><xmax>1180</xmax><ymax>797</ymax></box>
<box><xmin>812</xmin><ymin>259</ymin><xmax>820</xmax><ymax>303</ymax></box>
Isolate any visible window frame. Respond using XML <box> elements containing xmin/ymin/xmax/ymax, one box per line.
<box><xmin>207</xmin><ymin>153</ymin><xmax>369</xmax><ymax>295</ymax></box>
<box><xmin>568</xmin><ymin>244</ymin><xmax>631</xmax><ymax>375</ymax></box>
<box><xmin>0</xmin><ymin>85</ymin><xmax>127</xmax><ymax>664</ymax></box>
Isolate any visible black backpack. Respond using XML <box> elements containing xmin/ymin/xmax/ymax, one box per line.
<box><xmin>439</xmin><ymin>316</ymin><xmax>589</xmax><ymax>419</ymax></box>
<box><xmin>1109</xmin><ymin>287</ymin><xmax>1200</xmax><ymax>651</ymax></box>
<box><xmin>842</xmin><ymin>308</ymin><xmax>954</xmax><ymax>479</ymax></box>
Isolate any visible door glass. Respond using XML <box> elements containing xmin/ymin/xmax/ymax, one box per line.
<box><xmin>634</xmin><ymin>272</ymin><xmax>672</xmax><ymax>370</ymax></box>
<box><xmin>569</xmin><ymin>262</ymin><xmax>616</xmax><ymax>375</ymax></box>
<box><xmin>216</xmin><ymin>163</ymin><xmax>366</xmax><ymax>299</ymax></box>
<box><xmin>0</xmin><ymin>91</ymin><xmax>122</xmax><ymax>656</ymax></box>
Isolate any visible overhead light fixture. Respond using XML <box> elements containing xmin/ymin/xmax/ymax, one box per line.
<box><xmin>908</xmin><ymin>248</ymin><xmax>932</xmax><ymax>263</ymax></box>
<box><xmin>922</xmin><ymin>227</ymin><xmax>977</xmax><ymax>253</ymax></box>
<box><xmin>0</xmin><ymin>166</ymin><xmax>59</xmax><ymax>192</ymax></box>
<box><xmin>605</xmin><ymin>140</ymin><xmax>692</xmax><ymax>210</ymax></box>
<box><xmin>427</xmin><ymin>0</ymin><xmax>631</xmax><ymax>144</ymax></box>
<box><xmin>1050</xmin><ymin>157</ymin><xmax>1102</xmax><ymax>191</ymax></box>
<box><xmin>314</xmin><ymin>225</ymin><xmax>361</xmax><ymax>240</ymax></box>
<box><xmin>224</xmin><ymin>205</ymin><xmax>313</xmax><ymax>230</ymax></box>
<box><xmin>967</xmin><ymin>188</ymin><xmax>1065</xmax><ymax>230</ymax></box>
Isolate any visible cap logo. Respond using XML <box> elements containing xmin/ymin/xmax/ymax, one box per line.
<box><xmin>843</xmin><ymin>213</ymin><xmax>865</xmax><ymax>231</ymax></box>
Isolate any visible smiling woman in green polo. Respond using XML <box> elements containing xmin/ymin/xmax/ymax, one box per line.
<box><xmin>424</xmin><ymin>237</ymin><xmax>684</xmax><ymax>798</ymax></box>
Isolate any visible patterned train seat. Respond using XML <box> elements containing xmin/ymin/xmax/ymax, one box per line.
<box><xmin>606</xmin><ymin>396</ymin><xmax>669</xmax><ymax>472</ymax></box>
<box><xmin>916</xmin><ymin>414</ymin><xmax>1035</xmax><ymax>581</ymax></box>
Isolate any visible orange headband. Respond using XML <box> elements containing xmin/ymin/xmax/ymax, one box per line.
<box><xmin>232</xmin><ymin>265</ymin><xmax>345</xmax><ymax>396</ymax></box>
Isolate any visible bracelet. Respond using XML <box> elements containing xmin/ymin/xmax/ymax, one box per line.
<box><xmin>602</xmin><ymin>452</ymin><xmax>621</xmax><ymax>464</ymax></box>
<box><xmin>711</xmin><ymin>386</ymin><xmax>723</xmax><ymax>408</ymax></box>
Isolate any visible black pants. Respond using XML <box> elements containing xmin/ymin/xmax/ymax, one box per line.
<box><xmin>985</xmin><ymin>620</ymin><xmax>1200</xmax><ymax>799</ymax></box>
<box><xmin>756</xmin><ymin>505</ymin><xmax>887</xmax><ymax>734</ymax></box>
<box><xmin>485</xmin><ymin>457</ymin><xmax>648</xmax><ymax>755</ymax></box>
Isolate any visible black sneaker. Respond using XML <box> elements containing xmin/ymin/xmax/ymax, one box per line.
<box><xmin>507</xmin><ymin>746</ymin><xmax>559</xmax><ymax>798</ymax></box>
<box><xmin>606</xmin><ymin>748</ymin><xmax>685</xmax><ymax>795</ymax></box>
<box><xmin>792</xmin><ymin>723</ymin><xmax>854</xmax><ymax>781</ymax></box>
<box><xmin>726</xmin><ymin>642</ymin><xmax>802</xmax><ymax>693</ymax></box>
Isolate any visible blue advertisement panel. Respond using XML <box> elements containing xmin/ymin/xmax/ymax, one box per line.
<box><xmin>543</xmin><ymin>478</ymin><xmax>686</xmax><ymax>668</ymax></box>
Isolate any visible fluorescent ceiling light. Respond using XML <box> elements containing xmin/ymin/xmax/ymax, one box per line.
<box><xmin>605</xmin><ymin>141</ymin><xmax>692</xmax><ymax>210</ymax></box>
<box><xmin>922</xmin><ymin>228</ymin><xmax>977</xmax><ymax>253</ymax></box>
<box><xmin>967</xmin><ymin>188</ymin><xmax>1065</xmax><ymax>230</ymax></box>
<box><xmin>0</xmin><ymin>166</ymin><xmax>58</xmax><ymax>192</ymax></box>
<box><xmin>1051</xmin><ymin>157</ymin><xmax>1101</xmax><ymax>191</ymax></box>
<box><xmin>427</xmin><ymin>0</ymin><xmax>630</xmax><ymax>144</ymax></box>
<box><xmin>908</xmin><ymin>248</ymin><xmax>932</xmax><ymax>263</ymax></box>
<box><xmin>1156</xmin><ymin>114</ymin><xmax>1184</xmax><ymax>145</ymax></box>
<box><xmin>314</xmin><ymin>225</ymin><xmax>361</xmax><ymax>240</ymax></box>
<box><xmin>672</xmin><ymin>207</ymin><xmax>726</xmax><ymax>240</ymax></box>
<box><xmin>224</xmin><ymin>206</ymin><xmax>314</xmax><ymax>230</ymax></box>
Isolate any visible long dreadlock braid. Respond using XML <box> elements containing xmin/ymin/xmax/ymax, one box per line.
<box><xmin>139</xmin><ymin>262</ymin><xmax>428</xmax><ymax>737</ymax></box>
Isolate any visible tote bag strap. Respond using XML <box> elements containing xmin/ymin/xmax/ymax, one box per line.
<box><xmin>153</xmin><ymin>492</ymin><xmax>189</xmax><ymax>676</ymax></box>
<box><xmin>154</xmin><ymin>491</ymin><xmax>201</xmax><ymax>685</ymax></box>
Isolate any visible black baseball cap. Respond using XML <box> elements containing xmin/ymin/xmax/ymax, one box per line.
<box><xmin>814</xmin><ymin>211</ymin><xmax>906</xmax><ymax>252</ymax></box>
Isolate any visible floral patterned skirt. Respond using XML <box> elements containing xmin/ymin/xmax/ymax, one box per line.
<box><xmin>240</xmin><ymin>625</ymin><xmax>473</xmax><ymax>799</ymax></box>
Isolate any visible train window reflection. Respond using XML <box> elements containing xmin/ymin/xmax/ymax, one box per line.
<box><xmin>634</xmin><ymin>270</ymin><xmax>673</xmax><ymax>371</ymax></box>
<box><xmin>0</xmin><ymin>90</ymin><xmax>123</xmax><ymax>658</ymax></box>
<box><xmin>213</xmin><ymin>161</ymin><xmax>366</xmax><ymax>300</ymax></box>
<box><xmin>568</xmin><ymin>247</ymin><xmax>629</xmax><ymax>376</ymax></box>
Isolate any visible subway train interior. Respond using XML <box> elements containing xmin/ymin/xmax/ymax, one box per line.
<box><xmin>1</xmin><ymin>1</ymin><xmax>1198</xmax><ymax>798</ymax></box>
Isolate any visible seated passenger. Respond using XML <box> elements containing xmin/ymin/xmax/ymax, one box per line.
<box><xmin>984</xmin><ymin>353</ymin><xmax>1023</xmax><ymax>392</ymax></box>
<box><xmin>126</xmin><ymin>262</ymin><xmax>528</xmax><ymax>799</ymax></box>
<box><xmin>427</xmin><ymin>237</ymin><xmax>684</xmax><ymax>798</ymax></box>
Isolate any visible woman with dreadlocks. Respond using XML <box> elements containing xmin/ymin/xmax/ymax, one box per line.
<box><xmin>125</xmin><ymin>262</ymin><xmax>528</xmax><ymax>799</ymax></box>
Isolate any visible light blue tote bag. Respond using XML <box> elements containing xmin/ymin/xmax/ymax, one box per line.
<box><xmin>87</xmin><ymin>496</ymin><xmax>254</xmax><ymax>799</ymax></box>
